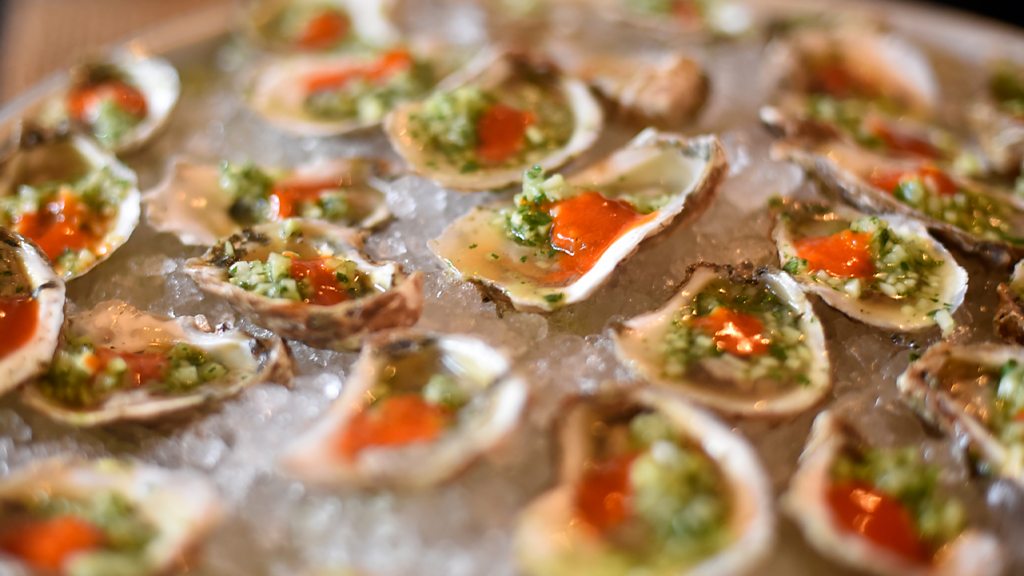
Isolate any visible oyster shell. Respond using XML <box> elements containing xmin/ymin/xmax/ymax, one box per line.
<box><xmin>431</xmin><ymin>129</ymin><xmax>726</xmax><ymax>312</ymax></box>
<box><xmin>995</xmin><ymin>260</ymin><xmax>1024</xmax><ymax>343</ymax></box>
<box><xmin>384</xmin><ymin>53</ymin><xmax>603</xmax><ymax>191</ymax></box>
<box><xmin>613</xmin><ymin>263</ymin><xmax>830</xmax><ymax>417</ymax></box>
<box><xmin>144</xmin><ymin>157</ymin><xmax>392</xmax><ymax>246</ymax></box>
<box><xmin>0</xmin><ymin>128</ymin><xmax>141</xmax><ymax>280</ymax></box>
<box><xmin>185</xmin><ymin>219</ymin><xmax>423</xmax><ymax>350</ymax></box>
<box><xmin>969</xmin><ymin>61</ymin><xmax>1024</xmax><ymax>177</ymax></box>
<box><xmin>898</xmin><ymin>342</ymin><xmax>1024</xmax><ymax>489</ymax></box>
<box><xmin>785</xmin><ymin>411</ymin><xmax>1003</xmax><ymax>576</ymax></box>
<box><xmin>515</xmin><ymin>387</ymin><xmax>774</xmax><ymax>576</ymax></box>
<box><xmin>772</xmin><ymin>199</ymin><xmax>967</xmax><ymax>332</ymax></box>
<box><xmin>771</xmin><ymin>134</ymin><xmax>1024</xmax><ymax>266</ymax></box>
<box><xmin>281</xmin><ymin>331</ymin><xmax>528</xmax><ymax>489</ymax></box>
<box><xmin>245</xmin><ymin>0</ymin><xmax>399</xmax><ymax>54</ymax></box>
<box><xmin>572</xmin><ymin>0</ymin><xmax>753</xmax><ymax>40</ymax></box>
<box><xmin>0</xmin><ymin>458</ymin><xmax>221</xmax><ymax>575</ymax></box>
<box><xmin>0</xmin><ymin>230</ymin><xmax>65</xmax><ymax>397</ymax></box>
<box><xmin>21</xmin><ymin>300</ymin><xmax>291</xmax><ymax>427</ymax></box>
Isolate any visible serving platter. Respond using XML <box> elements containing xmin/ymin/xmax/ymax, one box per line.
<box><xmin>3</xmin><ymin>0</ymin><xmax>1024</xmax><ymax>574</ymax></box>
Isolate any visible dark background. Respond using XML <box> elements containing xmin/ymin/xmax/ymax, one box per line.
<box><xmin>925</xmin><ymin>0</ymin><xmax>1024</xmax><ymax>27</ymax></box>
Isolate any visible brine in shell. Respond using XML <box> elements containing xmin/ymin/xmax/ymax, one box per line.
<box><xmin>185</xmin><ymin>219</ymin><xmax>423</xmax><ymax>350</ymax></box>
<box><xmin>612</xmin><ymin>263</ymin><xmax>830</xmax><ymax>418</ymax></box>
<box><xmin>515</xmin><ymin>387</ymin><xmax>774</xmax><ymax>576</ymax></box>
<box><xmin>384</xmin><ymin>53</ymin><xmax>604</xmax><ymax>191</ymax></box>
<box><xmin>995</xmin><ymin>260</ymin><xmax>1024</xmax><ymax>344</ymax></box>
<box><xmin>785</xmin><ymin>411</ymin><xmax>1004</xmax><ymax>576</ymax></box>
<box><xmin>0</xmin><ymin>229</ymin><xmax>65</xmax><ymax>397</ymax></box>
<box><xmin>0</xmin><ymin>458</ymin><xmax>222</xmax><ymax>575</ymax></box>
<box><xmin>772</xmin><ymin>199</ymin><xmax>967</xmax><ymax>333</ymax></box>
<box><xmin>969</xmin><ymin>61</ymin><xmax>1024</xmax><ymax>177</ymax></box>
<box><xmin>145</xmin><ymin>157</ymin><xmax>392</xmax><ymax>246</ymax></box>
<box><xmin>431</xmin><ymin>129</ymin><xmax>727</xmax><ymax>312</ymax></box>
<box><xmin>0</xmin><ymin>128</ymin><xmax>141</xmax><ymax>280</ymax></box>
<box><xmin>17</xmin><ymin>51</ymin><xmax>180</xmax><ymax>155</ymax></box>
<box><xmin>898</xmin><ymin>342</ymin><xmax>1024</xmax><ymax>490</ymax></box>
<box><xmin>281</xmin><ymin>332</ymin><xmax>528</xmax><ymax>489</ymax></box>
<box><xmin>245</xmin><ymin>0</ymin><xmax>399</xmax><ymax>54</ymax></box>
<box><xmin>21</xmin><ymin>300</ymin><xmax>292</xmax><ymax>427</ymax></box>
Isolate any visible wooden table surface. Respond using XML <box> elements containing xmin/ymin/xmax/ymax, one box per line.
<box><xmin>0</xmin><ymin>0</ymin><xmax>234</xmax><ymax>102</ymax></box>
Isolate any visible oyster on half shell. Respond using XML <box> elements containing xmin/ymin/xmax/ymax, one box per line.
<box><xmin>613</xmin><ymin>263</ymin><xmax>830</xmax><ymax>418</ymax></box>
<box><xmin>0</xmin><ymin>230</ymin><xmax>65</xmax><ymax>397</ymax></box>
<box><xmin>969</xmin><ymin>61</ymin><xmax>1024</xmax><ymax>177</ymax></box>
<box><xmin>573</xmin><ymin>0</ymin><xmax>753</xmax><ymax>40</ymax></box>
<box><xmin>515</xmin><ymin>387</ymin><xmax>774</xmax><ymax>576</ymax></box>
<box><xmin>785</xmin><ymin>411</ymin><xmax>1003</xmax><ymax>576</ymax></box>
<box><xmin>185</xmin><ymin>219</ymin><xmax>423</xmax><ymax>350</ymax></box>
<box><xmin>772</xmin><ymin>198</ymin><xmax>967</xmax><ymax>332</ymax></box>
<box><xmin>898</xmin><ymin>342</ymin><xmax>1024</xmax><ymax>490</ymax></box>
<box><xmin>0</xmin><ymin>458</ymin><xmax>221</xmax><ymax>575</ymax></box>
<box><xmin>431</xmin><ymin>129</ymin><xmax>726</xmax><ymax>312</ymax></box>
<box><xmin>21</xmin><ymin>300</ymin><xmax>291</xmax><ymax>427</ymax></box>
<box><xmin>145</xmin><ymin>157</ymin><xmax>392</xmax><ymax>246</ymax></box>
<box><xmin>245</xmin><ymin>0</ymin><xmax>399</xmax><ymax>54</ymax></box>
<box><xmin>384</xmin><ymin>52</ymin><xmax>603</xmax><ymax>191</ymax></box>
<box><xmin>0</xmin><ymin>128</ymin><xmax>141</xmax><ymax>280</ymax></box>
<box><xmin>282</xmin><ymin>332</ymin><xmax>528</xmax><ymax>489</ymax></box>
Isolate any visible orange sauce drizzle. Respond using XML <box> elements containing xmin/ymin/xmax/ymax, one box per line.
<box><xmin>296</xmin><ymin>9</ymin><xmax>350</xmax><ymax>50</ymax></box>
<box><xmin>94</xmin><ymin>348</ymin><xmax>170</xmax><ymax>388</ymax></box>
<box><xmin>864</xmin><ymin>117</ymin><xmax>941</xmax><ymax>159</ymax></box>
<box><xmin>673</xmin><ymin>0</ymin><xmax>701</xmax><ymax>24</ymax></box>
<box><xmin>794</xmin><ymin>229</ymin><xmax>876</xmax><ymax>280</ymax></box>
<box><xmin>67</xmin><ymin>81</ymin><xmax>147</xmax><ymax>122</ymax></box>
<box><xmin>0</xmin><ymin>516</ymin><xmax>104</xmax><ymax>571</ymax></box>
<box><xmin>574</xmin><ymin>453</ymin><xmax>637</xmax><ymax>533</ymax></box>
<box><xmin>475</xmin><ymin>104</ymin><xmax>536</xmax><ymax>164</ymax></box>
<box><xmin>15</xmin><ymin>191</ymin><xmax>100</xmax><ymax>262</ymax></box>
<box><xmin>0</xmin><ymin>297</ymin><xmax>38</xmax><ymax>361</ymax></box>
<box><xmin>827</xmin><ymin>482</ymin><xmax>931</xmax><ymax>565</ymax></box>
<box><xmin>269</xmin><ymin>179</ymin><xmax>342</xmax><ymax>219</ymax></box>
<box><xmin>867</xmin><ymin>164</ymin><xmax>959</xmax><ymax>197</ymax></box>
<box><xmin>691</xmin><ymin>307</ymin><xmax>771</xmax><ymax>357</ymax></box>
<box><xmin>289</xmin><ymin>258</ymin><xmax>350</xmax><ymax>306</ymax></box>
<box><xmin>302</xmin><ymin>49</ymin><xmax>413</xmax><ymax>94</ymax></box>
<box><xmin>544</xmin><ymin>192</ymin><xmax>650</xmax><ymax>284</ymax></box>
<box><xmin>336</xmin><ymin>394</ymin><xmax>450</xmax><ymax>460</ymax></box>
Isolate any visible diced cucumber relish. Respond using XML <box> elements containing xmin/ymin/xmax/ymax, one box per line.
<box><xmin>219</xmin><ymin>162</ymin><xmax>350</xmax><ymax>226</ymax></box>
<box><xmin>0</xmin><ymin>166</ymin><xmax>129</xmax><ymax>228</ymax></box>
<box><xmin>227</xmin><ymin>252</ymin><xmax>372</xmax><ymax>303</ymax></box>
<box><xmin>891</xmin><ymin>176</ymin><xmax>1019</xmax><ymax>243</ymax></box>
<box><xmin>504</xmin><ymin>165</ymin><xmax>569</xmax><ymax>247</ymax></box>
<box><xmin>303</xmin><ymin>61</ymin><xmax>436</xmax><ymax>123</ymax></box>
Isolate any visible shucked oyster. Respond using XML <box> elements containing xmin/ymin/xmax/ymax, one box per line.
<box><xmin>21</xmin><ymin>300</ymin><xmax>291</xmax><ymax>427</ymax></box>
<box><xmin>0</xmin><ymin>458</ymin><xmax>221</xmax><ymax>575</ymax></box>
<box><xmin>245</xmin><ymin>0</ymin><xmax>398</xmax><ymax>54</ymax></box>
<box><xmin>771</xmin><ymin>133</ymin><xmax>1024</xmax><ymax>266</ymax></box>
<box><xmin>785</xmin><ymin>411</ymin><xmax>1003</xmax><ymax>576</ymax></box>
<box><xmin>30</xmin><ymin>52</ymin><xmax>180</xmax><ymax>154</ymax></box>
<box><xmin>431</xmin><ymin>129</ymin><xmax>726</xmax><ymax>312</ymax></box>
<box><xmin>969</xmin><ymin>61</ymin><xmax>1024</xmax><ymax>177</ymax></box>
<box><xmin>572</xmin><ymin>0</ymin><xmax>753</xmax><ymax>40</ymax></box>
<box><xmin>898</xmin><ymin>342</ymin><xmax>1024</xmax><ymax>490</ymax></box>
<box><xmin>0</xmin><ymin>230</ymin><xmax>65</xmax><ymax>397</ymax></box>
<box><xmin>995</xmin><ymin>260</ymin><xmax>1024</xmax><ymax>344</ymax></box>
<box><xmin>613</xmin><ymin>263</ymin><xmax>830</xmax><ymax>418</ymax></box>
<box><xmin>282</xmin><ymin>332</ymin><xmax>528</xmax><ymax>489</ymax></box>
<box><xmin>247</xmin><ymin>45</ymin><xmax>486</xmax><ymax>138</ymax></box>
<box><xmin>515</xmin><ymin>388</ymin><xmax>774</xmax><ymax>576</ymax></box>
<box><xmin>185</xmin><ymin>219</ymin><xmax>423</xmax><ymax>350</ymax></box>
<box><xmin>0</xmin><ymin>128</ymin><xmax>141</xmax><ymax>280</ymax></box>
<box><xmin>145</xmin><ymin>157</ymin><xmax>391</xmax><ymax>246</ymax></box>
<box><xmin>385</xmin><ymin>53</ymin><xmax>603</xmax><ymax>191</ymax></box>
<box><xmin>772</xmin><ymin>199</ymin><xmax>967</xmax><ymax>333</ymax></box>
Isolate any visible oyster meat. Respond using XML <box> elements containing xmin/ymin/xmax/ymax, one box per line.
<box><xmin>21</xmin><ymin>300</ymin><xmax>291</xmax><ymax>427</ymax></box>
<box><xmin>613</xmin><ymin>263</ymin><xmax>830</xmax><ymax>418</ymax></box>
<box><xmin>515</xmin><ymin>387</ymin><xmax>774</xmax><ymax>576</ymax></box>
<box><xmin>29</xmin><ymin>52</ymin><xmax>180</xmax><ymax>154</ymax></box>
<box><xmin>282</xmin><ymin>332</ymin><xmax>528</xmax><ymax>489</ymax></box>
<box><xmin>384</xmin><ymin>53</ymin><xmax>603</xmax><ymax>191</ymax></box>
<box><xmin>145</xmin><ymin>157</ymin><xmax>391</xmax><ymax>246</ymax></box>
<box><xmin>431</xmin><ymin>129</ymin><xmax>726</xmax><ymax>312</ymax></box>
<box><xmin>0</xmin><ymin>458</ymin><xmax>221</xmax><ymax>575</ymax></box>
<box><xmin>772</xmin><ymin>199</ymin><xmax>967</xmax><ymax>332</ymax></box>
<box><xmin>0</xmin><ymin>230</ymin><xmax>65</xmax><ymax>397</ymax></box>
<box><xmin>785</xmin><ymin>411</ymin><xmax>1003</xmax><ymax>576</ymax></box>
<box><xmin>969</xmin><ymin>61</ymin><xmax>1024</xmax><ymax>177</ymax></box>
<box><xmin>0</xmin><ymin>128</ymin><xmax>141</xmax><ymax>280</ymax></box>
<box><xmin>245</xmin><ymin>0</ymin><xmax>398</xmax><ymax>53</ymax></box>
<box><xmin>995</xmin><ymin>260</ymin><xmax>1024</xmax><ymax>344</ymax></box>
<box><xmin>898</xmin><ymin>342</ymin><xmax>1024</xmax><ymax>489</ymax></box>
<box><xmin>185</xmin><ymin>219</ymin><xmax>423</xmax><ymax>350</ymax></box>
